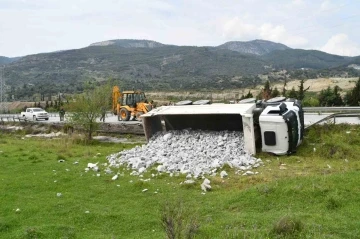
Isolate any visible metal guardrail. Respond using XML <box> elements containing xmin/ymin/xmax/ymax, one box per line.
<box><xmin>0</xmin><ymin>113</ymin><xmax>59</xmax><ymax>117</ymax></box>
<box><xmin>303</xmin><ymin>107</ymin><xmax>360</xmax><ymax>113</ymax></box>
<box><xmin>305</xmin><ymin>113</ymin><xmax>360</xmax><ymax>129</ymax></box>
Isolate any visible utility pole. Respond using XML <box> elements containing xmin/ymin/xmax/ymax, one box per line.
<box><xmin>0</xmin><ymin>66</ymin><xmax>8</xmax><ymax>113</ymax></box>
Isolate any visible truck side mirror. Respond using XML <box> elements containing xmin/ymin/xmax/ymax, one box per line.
<box><xmin>279</xmin><ymin>103</ymin><xmax>288</xmax><ymax>114</ymax></box>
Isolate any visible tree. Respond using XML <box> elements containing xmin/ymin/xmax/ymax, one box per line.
<box><xmin>271</xmin><ymin>87</ymin><xmax>280</xmax><ymax>98</ymax></box>
<box><xmin>298</xmin><ymin>79</ymin><xmax>310</xmax><ymax>101</ymax></box>
<box><xmin>287</xmin><ymin>87</ymin><xmax>298</xmax><ymax>99</ymax></box>
<box><xmin>261</xmin><ymin>81</ymin><xmax>272</xmax><ymax>100</ymax></box>
<box><xmin>67</xmin><ymin>84</ymin><xmax>111</xmax><ymax>140</ymax></box>
<box><xmin>318</xmin><ymin>85</ymin><xmax>344</xmax><ymax>106</ymax></box>
<box><xmin>240</xmin><ymin>90</ymin><xmax>253</xmax><ymax>100</ymax></box>
<box><xmin>346</xmin><ymin>78</ymin><xmax>360</xmax><ymax>106</ymax></box>
<box><xmin>282</xmin><ymin>79</ymin><xmax>287</xmax><ymax>96</ymax></box>
<box><xmin>318</xmin><ymin>87</ymin><xmax>333</xmax><ymax>106</ymax></box>
<box><xmin>333</xmin><ymin>85</ymin><xmax>343</xmax><ymax>106</ymax></box>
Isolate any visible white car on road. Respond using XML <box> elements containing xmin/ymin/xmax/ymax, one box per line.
<box><xmin>21</xmin><ymin>108</ymin><xmax>49</xmax><ymax>121</ymax></box>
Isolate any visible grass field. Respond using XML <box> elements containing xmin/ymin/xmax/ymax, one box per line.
<box><xmin>0</xmin><ymin>124</ymin><xmax>360</xmax><ymax>238</ymax></box>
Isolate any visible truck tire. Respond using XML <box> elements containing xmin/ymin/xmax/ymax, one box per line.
<box><xmin>33</xmin><ymin>115</ymin><xmax>37</xmax><ymax>121</ymax></box>
<box><xmin>119</xmin><ymin>108</ymin><xmax>130</xmax><ymax>121</ymax></box>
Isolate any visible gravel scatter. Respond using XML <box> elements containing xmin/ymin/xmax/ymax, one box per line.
<box><xmin>107</xmin><ymin>130</ymin><xmax>262</xmax><ymax>177</ymax></box>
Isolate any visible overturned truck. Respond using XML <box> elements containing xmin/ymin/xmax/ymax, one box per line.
<box><xmin>141</xmin><ymin>97</ymin><xmax>304</xmax><ymax>155</ymax></box>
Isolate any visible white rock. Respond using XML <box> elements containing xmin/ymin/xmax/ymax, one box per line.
<box><xmin>106</xmin><ymin>130</ymin><xmax>261</xmax><ymax>178</ymax></box>
<box><xmin>242</xmin><ymin>171</ymin><xmax>254</xmax><ymax>176</ymax></box>
<box><xmin>220</xmin><ymin>171</ymin><xmax>228</xmax><ymax>178</ymax></box>
<box><xmin>112</xmin><ymin>174</ymin><xmax>118</xmax><ymax>180</ymax></box>
<box><xmin>142</xmin><ymin>189</ymin><xmax>148</xmax><ymax>192</ymax></box>
<box><xmin>184</xmin><ymin>180</ymin><xmax>195</xmax><ymax>184</ymax></box>
<box><xmin>138</xmin><ymin>167</ymin><xmax>146</xmax><ymax>174</ymax></box>
<box><xmin>87</xmin><ymin>163</ymin><xmax>97</xmax><ymax>168</ymax></box>
<box><xmin>15</xmin><ymin>208</ymin><xmax>21</xmax><ymax>212</ymax></box>
<box><xmin>105</xmin><ymin>168</ymin><xmax>113</xmax><ymax>174</ymax></box>
<box><xmin>163</xmin><ymin>133</ymin><xmax>173</xmax><ymax>141</ymax></box>
<box><xmin>201</xmin><ymin>178</ymin><xmax>211</xmax><ymax>192</ymax></box>
<box><xmin>56</xmin><ymin>193</ymin><xmax>62</xmax><ymax>197</ymax></box>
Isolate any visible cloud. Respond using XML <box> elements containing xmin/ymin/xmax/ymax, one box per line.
<box><xmin>259</xmin><ymin>23</ymin><xmax>308</xmax><ymax>46</ymax></box>
<box><xmin>292</xmin><ymin>0</ymin><xmax>305</xmax><ymax>6</ymax></box>
<box><xmin>321</xmin><ymin>34</ymin><xmax>360</xmax><ymax>56</ymax></box>
<box><xmin>220</xmin><ymin>18</ymin><xmax>308</xmax><ymax>47</ymax></box>
<box><xmin>221</xmin><ymin>17</ymin><xmax>256</xmax><ymax>40</ymax></box>
<box><xmin>320</xmin><ymin>0</ymin><xmax>335</xmax><ymax>11</ymax></box>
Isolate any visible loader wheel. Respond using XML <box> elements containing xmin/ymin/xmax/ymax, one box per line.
<box><xmin>119</xmin><ymin>108</ymin><xmax>130</xmax><ymax>121</ymax></box>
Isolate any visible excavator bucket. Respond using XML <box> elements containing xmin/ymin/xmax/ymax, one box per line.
<box><xmin>141</xmin><ymin>104</ymin><xmax>257</xmax><ymax>154</ymax></box>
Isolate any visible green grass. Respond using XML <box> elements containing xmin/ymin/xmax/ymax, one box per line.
<box><xmin>0</xmin><ymin>124</ymin><xmax>360</xmax><ymax>238</ymax></box>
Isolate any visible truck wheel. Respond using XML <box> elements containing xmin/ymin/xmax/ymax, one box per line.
<box><xmin>33</xmin><ymin>116</ymin><xmax>37</xmax><ymax>121</ymax></box>
<box><xmin>119</xmin><ymin>108</ymin><xmax>130</xmax><ymax>121</ymax></box>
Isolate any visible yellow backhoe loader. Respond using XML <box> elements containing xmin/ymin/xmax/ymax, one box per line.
<box><xmin>112</xmin><ymin>86</ymin><xmax>152</xmax><ymax>121</ymax></box>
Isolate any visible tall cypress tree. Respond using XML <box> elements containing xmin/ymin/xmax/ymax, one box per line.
<box><xmin>348</xmin><ymin>78</ymin><xmax>360</xmax><ymax>106</ymax></box>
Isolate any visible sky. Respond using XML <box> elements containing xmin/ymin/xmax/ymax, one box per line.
<box><xmin>0</xmin><ymin>0</ymin><xmax>359</xmax><ymax>57</ymax></box>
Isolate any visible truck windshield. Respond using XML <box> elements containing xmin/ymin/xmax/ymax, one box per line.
<box><xmin>33</xmin><ymin>108</ymin><xmax>43</xmax><ymax>112</ymax></box>
<box><xmin>283</xmin><ymin>111</ymin><xmax>299</xmax><ymax>154</ymax></box>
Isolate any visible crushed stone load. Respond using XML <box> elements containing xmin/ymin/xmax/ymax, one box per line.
<box><xmin>107</xmin><ymin>130</ymin><xmax>262</xmax><ymax>177</ymax></box>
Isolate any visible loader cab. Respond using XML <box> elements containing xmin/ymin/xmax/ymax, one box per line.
<box><xmin>259</xmin><ymin>101</ymin><xmax>302</xmax><ymax>155</ymax></box>
<box><xmin>120</xmin><ymin>91</ymin><xmax>147</xmax><ymax>107</ymax></box>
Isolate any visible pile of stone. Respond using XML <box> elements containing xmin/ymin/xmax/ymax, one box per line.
<box><xmin>107</xmin><ymin>130</ymin><xmax>262</xmax><ymax>178</ymax></box>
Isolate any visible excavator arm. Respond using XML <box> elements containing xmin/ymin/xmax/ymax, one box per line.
<box><xmin>112</xmin><ymin>86</ymin><xmax>121</xmax><ymax>114</ymax></box>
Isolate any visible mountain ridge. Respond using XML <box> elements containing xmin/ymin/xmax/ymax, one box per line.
<box><xmin>2</xmin><ymin>39</ymin><xmax>360</xmax><ymax>100</ymax></box>
<box><xmin>216</xmin><ymin>39</ymin><xmax>290</xmax><ymax>55</ymax></box>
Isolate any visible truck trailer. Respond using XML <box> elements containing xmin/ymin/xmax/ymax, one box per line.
<box><xmin>141</xmin><ymin>98</ymin><xmax>304</xmax><ymax>155</ymax></box>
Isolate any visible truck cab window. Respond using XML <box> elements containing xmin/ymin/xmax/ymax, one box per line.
<box><xmin>264</xmin><ymin>131</ymin><xmax>276</xmax><ymax>146</ymax></box>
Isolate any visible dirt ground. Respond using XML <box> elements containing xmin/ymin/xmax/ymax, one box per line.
<box><xmin>146</xmin><ymin>77</ymin><xmax>358</xmax><ymax>103</ymax></box>
<box><xmin>4</xmin><ymin>101</ymin><xmax>39</xmax><ymax>112</ymax></box>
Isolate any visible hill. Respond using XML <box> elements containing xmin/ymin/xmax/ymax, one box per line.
<box><xmin>261</xmin><ymin>49</ymin><xmax>352</xmax><ymax>69</ymax></box>
<box><xmin>0</xmin><ymin>56</ymin><xmax>12</xmax><ymax>65</ymax></box>
<box><xmin>2</xmin><ymin>39</ymin><xmax>360</xmax><ymax>100</ymax></box>
<box><xmin>0</xmin><ymin>56</ymin><xmax>21</xmax><ymax>66</ymax></box>
<box><xmin>217</xmin><ymin>39</ymin><xmax>289</xmax><ymax>55</ymax></box>
<box><xmin>89</xmin><ymin>39</ymin><xmax>166</xmax><ymax>48</ymax></box>
<box><xmin>4</xmin><ymin>42</ymin><xmax>269</xmax><ymax>95</ymax></box>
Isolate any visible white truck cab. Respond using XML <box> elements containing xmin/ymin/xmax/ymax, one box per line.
<box><xmin>258</xmin><ymin>98</ymin><xmax>303</xmax><ymax>155</ymax></box>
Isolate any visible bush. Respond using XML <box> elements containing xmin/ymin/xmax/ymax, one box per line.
<box><xmin>161</xmin><ymin>200</ymin><xmax>199</xmax><ymax>239</ymax></box>
<box><xmin>270</xmin><ymin>216</ymin><xmax>303</xmax><ymax>237</ymax></box>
